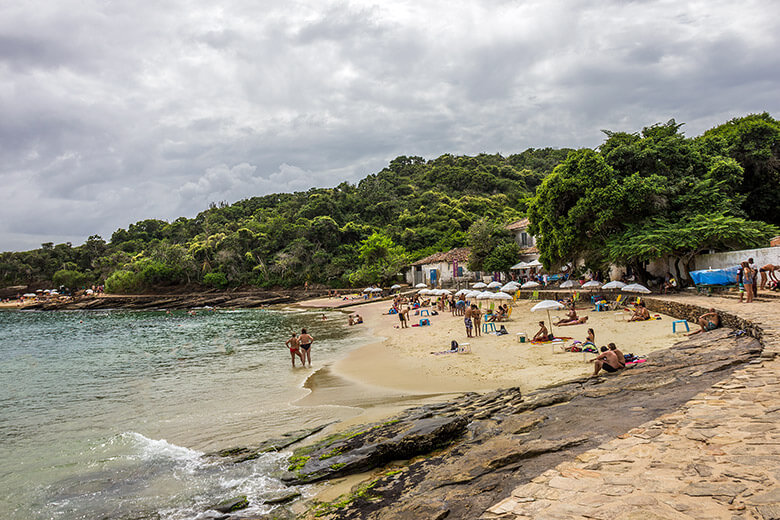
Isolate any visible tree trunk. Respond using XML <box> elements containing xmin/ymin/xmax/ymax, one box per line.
<box><xmin>673</xmin><ymin>257</ymin><xmax>685</xmax><ymax>287</ymax></box>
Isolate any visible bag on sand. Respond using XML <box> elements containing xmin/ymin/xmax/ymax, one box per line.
<box><xmin>450</xmin><ymin>340</ymin><xmax>459</xmax><ymax>351</ymax></box>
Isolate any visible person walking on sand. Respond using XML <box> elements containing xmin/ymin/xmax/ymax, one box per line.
<box><xmin>285</xmin><ymin>332</ymin><xmax>304</xmax><ymax>368</ymax></box>
<box><xmin>472</xmin><ymin>304</ymin><xmax>482</xmax><ymax>336</ymax></box>
<box><xmin>399</xmin><ymin>304</ymin><xmax>409</xmax><ymax>328</ymax></box>
<box><xmin>464</xmin><ymin>305</ymin><xmax>474</xmax><ymax>338</ymax></box>
<box><xmin>299</xmin><ymin>328</ymin><xmax>314</xmax><ymax>367</ymax></box>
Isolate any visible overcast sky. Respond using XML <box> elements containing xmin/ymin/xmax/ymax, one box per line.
<box><xmin>1</xmin><ymin>0</ymin><xmax>778</xmax><ymax>252</ymax></box>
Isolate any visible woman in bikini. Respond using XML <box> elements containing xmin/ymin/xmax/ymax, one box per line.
<box><xmin>299</xmin><ymin>328</ymin><xmax>314</xmax><ymax>368</ymax></box>
<box><xmin>285</xmin><ymin>332</ymin><xmax>304</xmax><ymax>368</ymax></box>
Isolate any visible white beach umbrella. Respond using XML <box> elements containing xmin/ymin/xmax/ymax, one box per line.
<box><xmin>85</xmin><ymin>289</ymin><xmax>94</xmax><ymax>295</ymax></box>
<box><xmin>363</xmin><ymin>287</ymin><xmax>373</xmax><ymax>292</ymax></box>
<box><xmin>439</xmin><ymin>289</ymin><xmax>452</xmax><ymax>296</ymax></box>
<box><xmin>531</xmin><ymin>299</ymin><xmax>565</xmax><ymax>336</ymax></box>
<box><xmin>602</xmin><ymin>281</ymin><xmax>626</xmax><ymax>290</ymax></box>
<box><xmin>487</xmin><ymin>281</ymin><xmax>502</xmax><ymax>289</ymax></box>
<box><xmin>492</xmin><ymin>292</ymin><xmax>513</xmax><ymax>300</ymax></box>
<box><xmin>582</xmin><ymin>281</ymin><xmax>602</xmax><ymax>289</ymax></box>
<box><xmin>477</xmin><ymin>291</ymin><xmax>495</xmax><ymax>299</ymax></box>
<box><xmin>371</xmin><ymin>287</ymin><xmax>383</xmax><ymax>293</ymax></box>
<box><xmin>466</xmin><ymin>290</ymin><xmax>482</xmax><ymax>299</ymax></box>
<box><xmin>500</xmin><ymin>284</ymin><xmax>518</xmax><ymax>293</ymax></box>
<box><xmin>472</xmin><ymin>282</ymin><xmax>487</xmax><ymax>289</ymax></box>
<box><xmin>521</xmin><ymin>281</ymin><xmax>540</xmax><ymax>289</ymax></box>
<box><xmin>23</xmin><ymin>293</ymin><xmax>36</xmax><ymax>297</ymax></box>
<box><xmin>390</xmin><ymin>284</ymin><xmax>401</xmax><ymax>290</ymax></box>
<box><xmin>622</xmin><ymin>283</ymin><xmax>651</xmax><ymax>294</ymax></box>
<box><xmin>429</xmin><ymin>289</ymin><xmax>442</xmax><ymax>296</ymax></box>
<box><xmin>560</xmin><ymin>280</ymin><xmax>577</xmax><ymax>288</ymax></box>
<box><xmin>415</xmin><ymin>283</ymin><xmax>428</xmax><ymax>289</ymax></box>
<box><xmin>510</xmin><ymin>261</ymin><xmax>529</xmax><ymax>270</ymax></box>
<box><xmin>455</xmin><ymin>289</ymin><xmax>469</xmax><ymax>296</ymax></box>
<box><xmin>419</xmin><ymin>288</ymin><xmax>431</xmax><ymax>295</ymax></box>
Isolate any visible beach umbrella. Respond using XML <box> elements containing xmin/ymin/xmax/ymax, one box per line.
<box><xmin>429</xmin><ymin>289</ymin><xmax>442</xmax><ymax>296</ymax></box>
<box><xmin>622</xmin><ymin>283</ymin><xmax>651</xmax><ymax>294</ymax></box>
<box><xmin>560</xmin><ymin>280</ymin><xmax>577</xmax><ymax>288</ymax></box>
<box><xmin>439</xmin><ymin>289</ymin><xmax>452</xmax><ymax>296</ymax></box>
<box><xmin>527</xmin><ymin>260</ymin><xmax>543</xmax><ymax>268</ymax></box>
<box><xmin>500</xmin><ymin>284</ymin><xmax>518</xmax><ymax>293</ymax></box>
<box><xmin>602</xmin><ymin>280</ymin><xmax>626</xmax><ymax>290</ymax></box>
<box><xmin>510</xmin><ymin>261</ymin><xmax>529</xmax><ymax>270</ymax></box>
<box><xmin>371</xmin><ymin>287</ymin><xmax>383</xmax><ymax>293</ymax></box>
<box><xmin>492</xmin><ymin>292</ymin><xmax>513</xmax><ymax>300</ymax></box>
<box><xmin>466</xmin><ymin>290</ymin><xmax>481</xmax><ymax>299</ymax></box>
<box><xmin>472</xmin><ymin>282</ymin><xmax>487</xmax><ymax>289</ymax></box>
<box><xmin>23</xmin><ymin>293</ymin><xmax>36</xmax><ymax>298</ymax></box>
<box><xmin>477</xmin><ymin>291</ymin><xmax>495</xmax><ymax>299</ymax></box>
<box><xmin>419</xmin><ymin>288</ymin><xmax>431</xmax><ymax>295</ymax></box>
<box><xmin>415</xmin><ymin>283</ymin><xmax>427</xmax><ymax>289</ymax></box>
<box><xmin>521</xmin><ymin>281</ymin><xmax>539</xmax><ymax>289</ymax></box>
<box><xmin>531</xmin><ymin>299</ymin><xmax>565</xmax><ymax>336</ymax></box>
<box><xmin>363</xmin><ymin>287</ymin><xmax>373</xmax><ymax>292</ymax></box>
<box><xmin>455</xmin><ymin>289</ymin><xmax>469</xmax><ymax>296</ymax></box>
<box><xmin>487</xmin><ymin>281</ymin><xmax>502</xmax><ymax>289</ymax></box>
<box><xmin>85</xmin><ymin>289</ymin><xmax>94</xmax><ymax>295</ymax></box>
<box><xmin>582</xmin><ymin>281</ymin><xmax>602</xmax><ymax>289</ymax></box>
<box><xmin>390</xmin><ymin>284</ymin><xmax>401</xmax><ymax>290</ymax></box>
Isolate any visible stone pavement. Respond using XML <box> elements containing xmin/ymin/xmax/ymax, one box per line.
<box><xmin>483</xmin><ymin>295</ymin><xmax>780</xmax><ymax>520</ymax></box>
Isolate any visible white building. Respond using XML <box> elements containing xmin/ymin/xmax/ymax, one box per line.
<box><xmin>505</xmin><ymin>218</ymin><xmax>540</xmax><ymax>263</ymax></box>
<box><xmin>405</xmin><ymin>247</ymin><xmax>475</xmax><ymax>287</ymax></box>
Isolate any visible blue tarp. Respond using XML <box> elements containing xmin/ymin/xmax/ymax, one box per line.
<box><xmin>690</xmin><ymin>267</ymin><xmax>739</xmax><ymax>286</ymax></box>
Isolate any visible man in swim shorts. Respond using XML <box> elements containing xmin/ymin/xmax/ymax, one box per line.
<box><xmin>686</xmin><ymin>308</ymin><xmax>720</xmax><ymax>336</ymax></box>
<box><xmin>591</xmin><ymin>346</ymin><xmax>623</xmax><ymax>376</ymax></box>
<box><xmin>299</xmin><ymin>328</ymin><xmax>314</xmax><ymax>368</ymax></box>
<box><xmin>285</xmin><ymin>332</ymin><xmax>304</xmax><ymax>368</ymax></box>
<box><xmin>464</xmin><ymin>305</ymin><xmax>474</xmax><ymax>338</ymax></box>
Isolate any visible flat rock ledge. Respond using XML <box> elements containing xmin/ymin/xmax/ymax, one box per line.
<box><xmin>211</xmin><ymin>325</ymin><xmax>762</xmax><ymax>520</ymax></box>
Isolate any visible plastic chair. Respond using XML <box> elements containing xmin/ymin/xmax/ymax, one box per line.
<box><xmin>483</xmin><ymin>322</ymin><xmax>497</xmax><ymax>333</ymax></box>
<box><xmin>531</xmin><ymin>291</ymin><xmax>539</xmax><ymax>300</ymax></box>
<box><xmin>419</xmin><ymin>318</ymin><xmax>430</xmax><ymax>326</ymax></box>
<box><xmin>672</xmin><ymin>320</ymin><xmax>689</xmax><ymax>333</ymax></box>
<box><xmin>420</xmin><ymin>309</ymin><xmax>430</xmax><ymax>316</ymax></box>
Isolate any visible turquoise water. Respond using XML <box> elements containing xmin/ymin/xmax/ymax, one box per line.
<box><xmin>0</xmin><ymin>307</ymin><xmax>370</xmax><ymax>519</ymax></box>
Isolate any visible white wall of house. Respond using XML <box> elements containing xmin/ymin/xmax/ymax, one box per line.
<box><xmin>694</xmin><ymin>246</ymin><xmax>780</xmax><ymax>270</ymax></box>
<box><xmin>511</xmin><ymin>229</ymin><xmax>535</xmax><ymax>248</ymax></box>
<box><xmin>405</xmin><ymin>262</ymin><xmax>477</xmax><ymax>286</ymax></box>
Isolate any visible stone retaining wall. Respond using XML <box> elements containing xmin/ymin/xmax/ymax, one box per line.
<box><xmin>642</xmin><ymin>297</ymin><xmax>764</xmax><ymax>344</ymax></box>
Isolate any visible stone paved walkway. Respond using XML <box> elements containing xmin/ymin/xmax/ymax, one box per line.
<box><xmin>483</xmin><ymin>295</ymin><xmax>780</xmax><ymax>520</ymax></box>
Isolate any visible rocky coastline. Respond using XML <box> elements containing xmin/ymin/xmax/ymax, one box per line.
<box><xmin>206</xmin><ymin>323</ymin><xmax>763</xmax><ymax>519</ymax></box>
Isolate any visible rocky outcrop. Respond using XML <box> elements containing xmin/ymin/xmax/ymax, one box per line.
<box><xmin>206</xmin><ymin>327</ymin><xmax>761</xmax><ymax>520</ymax></box>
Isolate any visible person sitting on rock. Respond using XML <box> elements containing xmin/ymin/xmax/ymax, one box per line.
<box><xmin>627</xmin><ymin>302</ymin><xmax>650</xmax><ymax>322</ymax></box>
<box><xmin>590</xmin><ymin>346</ymin><xmax>623</xmax><ymax>376</ymax></box>
<box><xmin>686</xmin><ymin>308</ymin><xmax>719</xmax><ymax>336</ymax></box>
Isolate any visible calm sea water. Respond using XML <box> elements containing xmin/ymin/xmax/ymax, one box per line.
<box><xmin>0</xmin><ymin>307</ymin><xmax>371</xmax><ymax>520</ymax></box>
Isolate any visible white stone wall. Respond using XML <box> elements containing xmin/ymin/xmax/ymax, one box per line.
<box><xmin>695</xmin><ymin>246</ymin><xmax>780</xmax><ymax>270</ymax></box>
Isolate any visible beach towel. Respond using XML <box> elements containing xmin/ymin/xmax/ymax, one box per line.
<box><xmin>625</xmin><ymin>359</ymin><xmax>646</xmax><ymax>366</ymax></box>
<box><xmin>530</xmin><ymin>336</ymin><xmax>573</xmax><ymax>345</ymax></box>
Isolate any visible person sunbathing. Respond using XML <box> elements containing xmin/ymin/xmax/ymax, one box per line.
<box><xmin>532</xmin><ymin>321</ymin><xmax>551</xmax><ymax>342</ymax></box>
<box><xmin>627</xmin><ymin>302</ymin><xmax>650</xmax><ymax>321</ymax></box>
<box><xmin>686</xmin><ymin>308</ymin><xmax>719</xmax><ymax>336</ymax></box>
<box><xmin>557</xmin><ymin>315</ymin><xmax>589</xmax><ymax>326</ymax></box>
<box><xmin>555</xmin><ymin>309</ymin><xmax>580</xmax><ymax>326</ymax></box>
<box><xmin>590</xmin><ymin>346</ymin><xmax>623</xmax><ymax>376</ymax></box>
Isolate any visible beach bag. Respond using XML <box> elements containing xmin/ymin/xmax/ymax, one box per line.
<box><xmin>451</xmin><ymin>340</ymin><xmax>459</xmax><ymax>351</ymax></box>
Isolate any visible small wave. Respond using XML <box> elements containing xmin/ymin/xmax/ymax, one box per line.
<box><xmin>121</xmin><ymin>432</ymin><xmax>205</xmax><ymax>472</ymax></box>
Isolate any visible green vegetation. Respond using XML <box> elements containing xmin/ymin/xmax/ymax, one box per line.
<box><xmin>528</xmin><ymin>116</ymin><xmax>779</xmax><ymax>282</ymax></box>
<box><xmin>1</xmin><ymin>114</ymin><xmax>778</xmax><ymax>292</ymax></box>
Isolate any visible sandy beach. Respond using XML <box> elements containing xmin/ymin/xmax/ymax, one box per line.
<box><xmin>298</xmin><ymin>295</ymin><xmax>682</xmax><ymax>402</ymax></box>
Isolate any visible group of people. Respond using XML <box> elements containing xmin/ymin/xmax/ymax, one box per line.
<box><xmin>285</xmin><ymin>328</ymin><xmax>314</xmax><ymax>368</ymax></box>
<box><xmin>739</xmin><ymin>258</ymin><xmax>778</xmax><ymax>303</ymax></box>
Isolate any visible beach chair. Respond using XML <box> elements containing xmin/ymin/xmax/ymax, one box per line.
<box><xmin>613</xmin><ymin>294</ymin><xmax>628</xmax><ymax>308</ymax></box>
<box><xmin>531</xmin><ymin>291</ymin><xmax>539</xmax><ymax>301</ymax></box>
<box><xmin>505</xmin><ymin>307</ymin><xmax>513</xmax><ymax>320</ymax></box>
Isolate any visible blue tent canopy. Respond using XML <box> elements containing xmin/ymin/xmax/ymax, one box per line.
<box><xmin>690</xmin><ymin>267</ymin><xmax>739</xmax><ymax>286</ymax></box>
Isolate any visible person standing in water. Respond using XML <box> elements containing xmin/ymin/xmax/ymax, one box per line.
<box><xmin>299</xmin><ymin>328</ymin><xmax>314</xmax><ymax>368</ymax></box>
<box><xmin>285</xmin><ymin>332</ymin><xmax>304</xmax><ymax>368</ymax></box>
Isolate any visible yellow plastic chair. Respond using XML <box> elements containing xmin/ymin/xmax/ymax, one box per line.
<box><xmin>531</xmin><ymin>291</ymin><xmax>539</xmax><ymax>300</ymax></box>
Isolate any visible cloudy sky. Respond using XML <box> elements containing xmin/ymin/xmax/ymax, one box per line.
<box><xmin>1</xmin><ymin>0</ymin><xmax>778</xmax><ymax>252</ymax></box>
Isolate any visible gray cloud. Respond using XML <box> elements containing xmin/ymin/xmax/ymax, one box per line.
<box><xmin>1</xmin><ymin>0</ymin><xmax>779</xmax><ymax>251</ymax></box>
